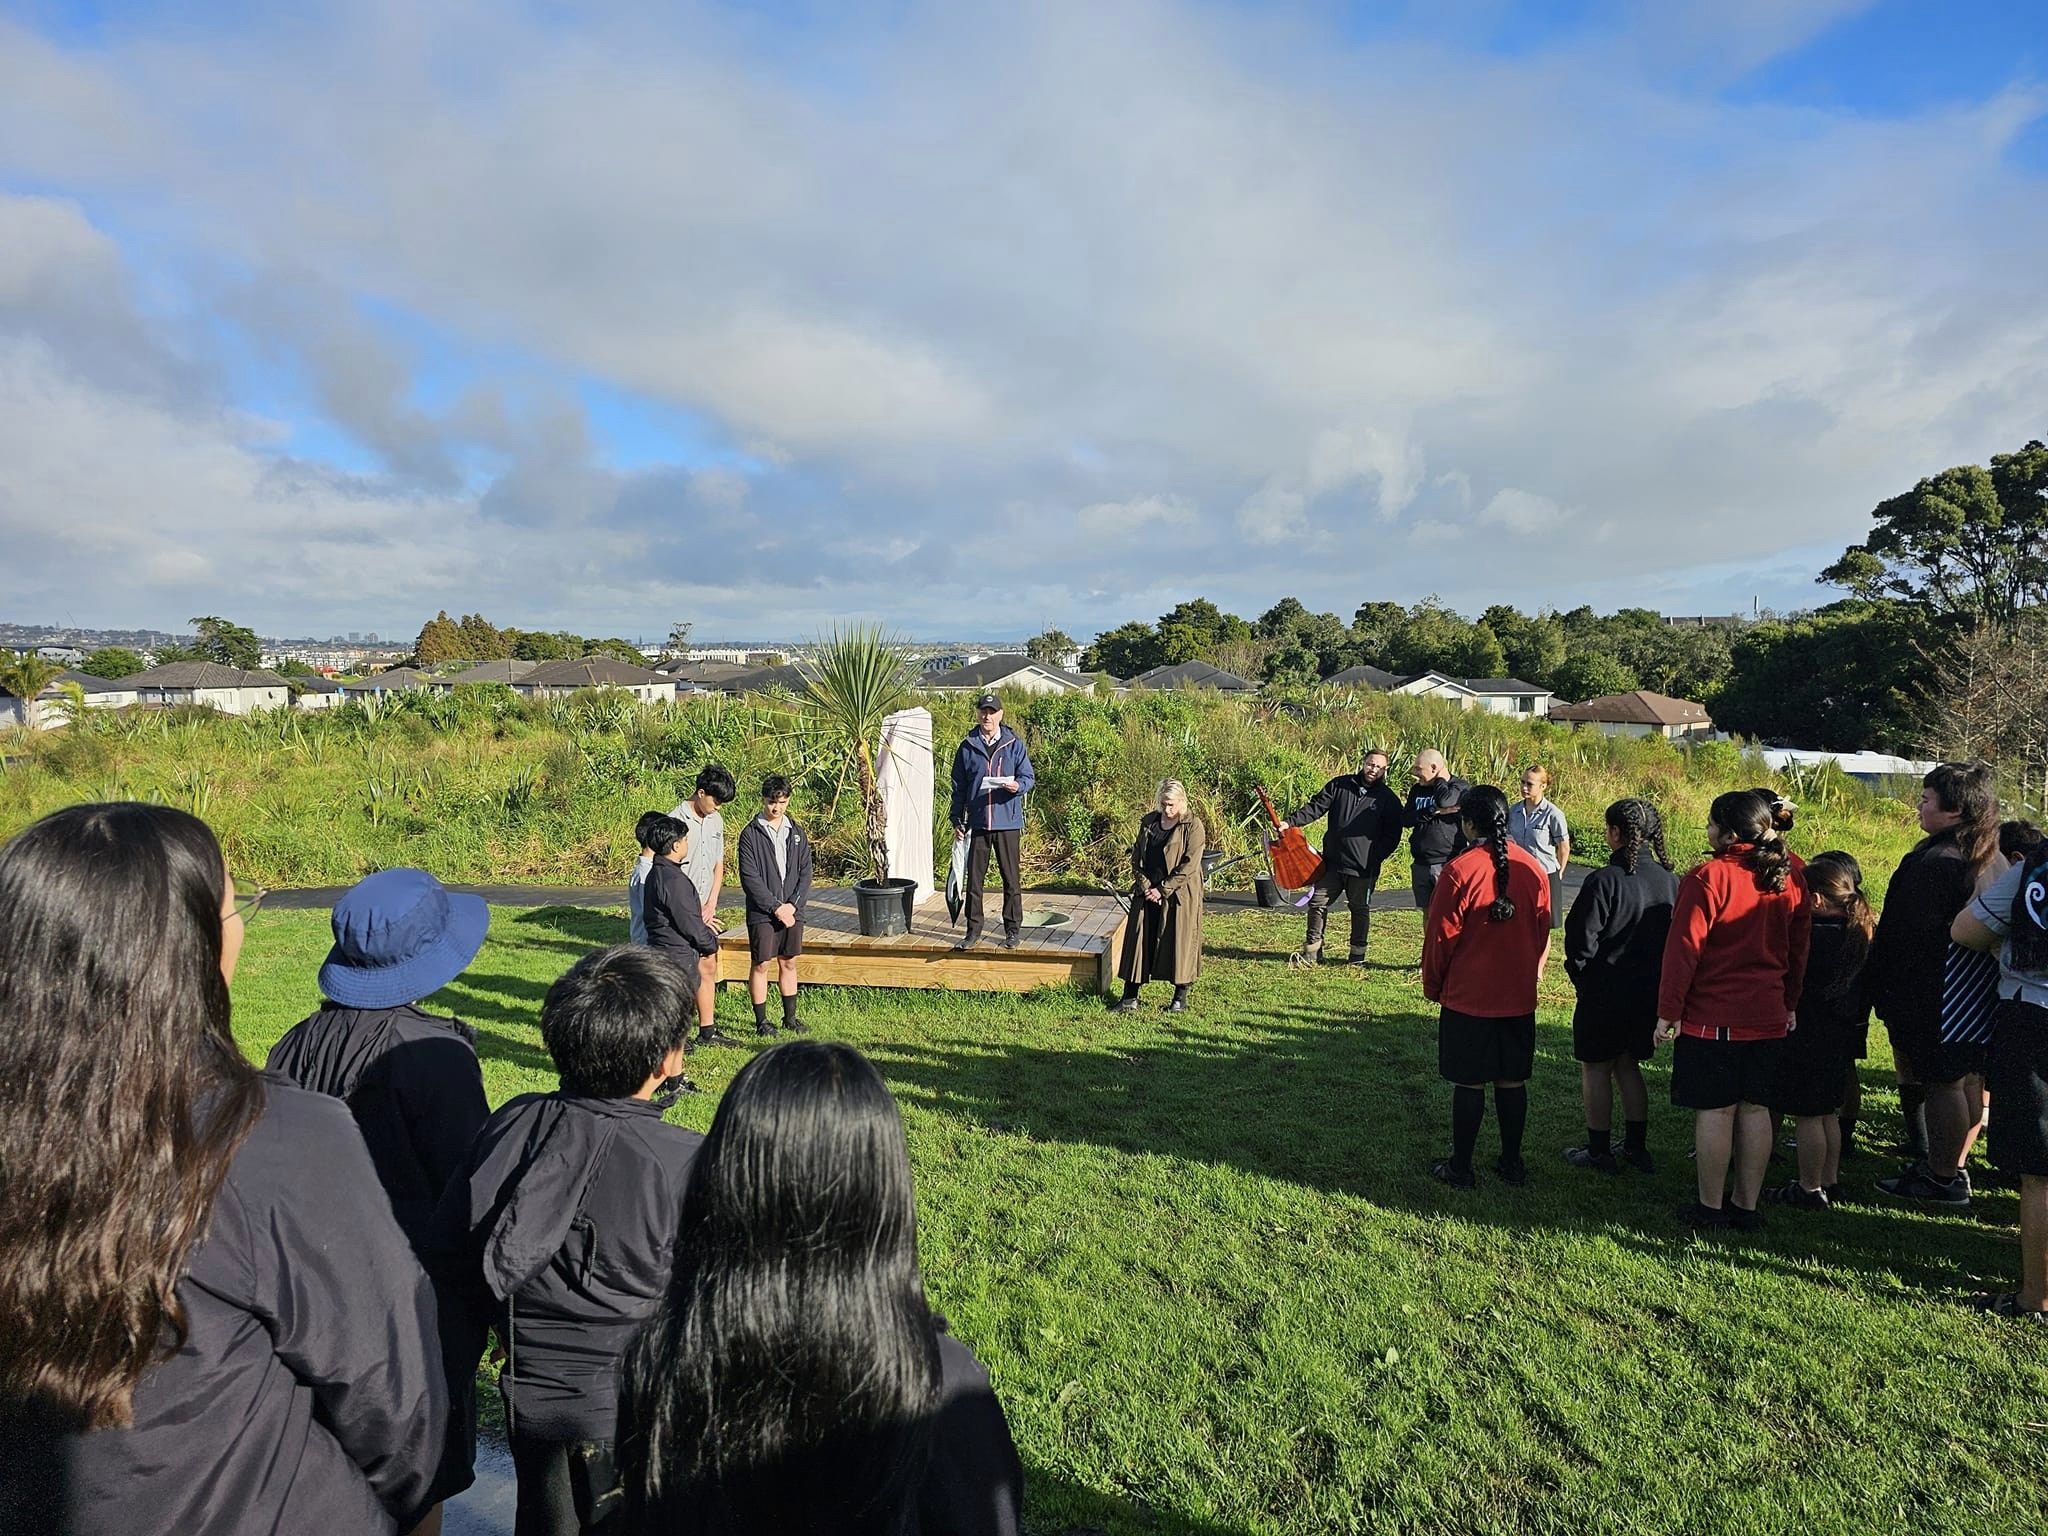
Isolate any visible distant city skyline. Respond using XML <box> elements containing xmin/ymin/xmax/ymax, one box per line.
<box><xmin>3</xmin><ymin>2</ymin><xmax>2044</xmax><ymax>637</ymax></box>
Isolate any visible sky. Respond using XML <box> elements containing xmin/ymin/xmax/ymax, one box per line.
<box><xmin>1</xmin><ymin>0</ymin><xmax>2044</xmax><ymax>643</ymax></box>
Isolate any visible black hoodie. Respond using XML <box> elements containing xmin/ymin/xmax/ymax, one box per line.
<box><xmin>1286</xmin><ymin>773</ymin><xmax>1405</xmax><ymax>877</ymax></box>
<box><xmin>429</xmin><ymin>1093</ymin><xmax>703</xmax><ymax>1446</ymax></box>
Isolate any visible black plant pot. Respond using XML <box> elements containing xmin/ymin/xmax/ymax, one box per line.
<box><xmin>1254</xmin><ymin>874</ymin><xmax>1284</xmax><ymax>908</ymax></box>
<box><xmin>854</xmin><ymin>877</ymin><xmax>917</xmax><ymax>937</ymax></box>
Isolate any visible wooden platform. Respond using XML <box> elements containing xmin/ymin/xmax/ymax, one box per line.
<box><xmin>715</xmin><ymin>889</ymin><xmax>1129</xmax><ymax>995</ymax></box>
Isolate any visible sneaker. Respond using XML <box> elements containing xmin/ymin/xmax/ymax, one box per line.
<box><xmin>1000</xmin><ymin>931</ymin><xmax>1021</xmax><ymax>950</ymax></box>
<box><xmin>1563</xmin><ymin>1145</ymin><xmax>1620</xmax><ymax>1174</ymax></box>
<box><xmin>1346</xmin><ymin>952</ymin><xmax>1370</xmax><ymax>968</ymax></box>
<box><xmin>1619</xmin><ymin>1145</ymin><xmax>1656</xmax><ymax>1175</ymax></box>
<box><xmin>1430</xmin><ymin>1159</ymin><xmax>1476</xmax><ymax>1189</ymax></box>
<box><xmin>783</xmin><ymin>1017</ymin><xmax>811</xmax><ymax>1035</ymax></box>
<box><xmin>653</xmin><ymin>1074</ymin><xmax>701</xmax><ymax>1102</ymax></box>
<box><xmin>1493</xmin><ymin>1156</ymin><xmax>1529</xmax><ymax>1187</ymax></box>
<box><xmin>694</xmin><ymin>1027</ymin><xmax>744</xmax><ymax>1049</ymax></box>
<box><xmin>755</xmin><ymin>1021</ymin><xmax>781</xmax><ymax>1038</ymax></box>
<box><xmin>1764</xmin><ymin>1179</ymin><xmax>1829</xmax><ymax>1210</ymax></box>
<box><xmin>1677</xmin><ymin>1201</ymin><xmax>1731</xmax><ymax>1230</ymax></box>
<box><xmin>1876</xmin><ymin>1165</ymin><xmax>1971</xmax><ymax>1207</ymax></box>
<box><xmin>1727</xmin><ymin>1204</ymin><xmax>1766</xmax><ymax>1233</ymax></box>
<box><xmin>1286</xmin><ymin>950</ymin><xmax>1321</xmax><ymax>971</ymax></box>
<box><xmin>1824</xmin><ymin>1182</ymin><xmax>1848</xmax><ymax>1205</ymax></box>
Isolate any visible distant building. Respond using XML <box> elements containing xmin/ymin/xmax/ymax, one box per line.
<box><xmin>126</xmin><ymin>663</ymin><xmax>291</xmax><ymax>715</ymax></box>
<box><xmin>720</xmin><ymin>664</ymin><xmax>814</xmax><ymax>696</ymax></box>
<box><xmin>1327</xmin><ymin>667</ymin><xmax>1552</xmax><ymax>716</ymax></box>
<box><xmin>513</xmin><ymin>658</ymin><xmax>676</xmax><ymax>703</ymax></box>
<box><xmin>923</xmin><ymin>654</ymin><xmax>1098</xmax><ymax>696</ymax></box>
<box><xmin>1759</xmin><ymin>747</ymin><xmax>1937</xmax><ymax>788</ymax></box>
<box><xmin>340</xmin><ymin>667</ymin><xmax>434</xmax><ymax>697</ymax></box>
<box><xmin>292</xmin><ymin>674</ymin><xmax>344</xmax><ymax>712</ymax></box>
<box><xmin>1550</xmin><ymin>689</ymin><xmax>1715</xmax><ymax>740</ymax></box>
<box><xmin>0</xmin><ymin>669</ymin><xmax>139</xmax><ymax>729</ymax></box>
<box><xmin>1131</xmin><ymin>661</ymin><xmax>1257</xmax><ymax>693</ymax></box>
<box><xmin>652</xmin><ymin>658</ymin><xmax>755</xmax><ymax>690</ymax></box>
<box><xmin>1662</xmin><ymin>615</ymin><xmax>1746</xmax><ymax>630</ymax></box>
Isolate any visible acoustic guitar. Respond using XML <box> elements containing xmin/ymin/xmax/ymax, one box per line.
<box><xmin>1254</xmin><ymin>785</ymin><xmax>1322</xmax><ymax>892</ymax></box>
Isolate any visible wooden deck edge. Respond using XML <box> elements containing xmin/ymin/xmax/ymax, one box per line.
<box><xmin>716</xmin><ymin>940</ymin><xmax>1106</xmax><ymax>995</ymax></box>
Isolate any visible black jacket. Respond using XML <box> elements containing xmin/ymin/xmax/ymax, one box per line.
<box><xmin>1869</xmin><ymin>830</ymin><xmax>1977</xmax><ymax>1039</ymax></box>
<box><xmin>921</xmin><ymin>1333</ymin><xmax>1025</xmax><ymax>1536</ymax></box>
<box><xmin>431</xmin><ymin>1094</ymin><xmax>704</xmax><ymax>1444</ymax></box>
<box><xmin>0</xmin><ymin>1084</ymin><xmax>447</xmax><ymax>1536</ymax></box>
<box><xmin>1565</xmin><ymin>852</ymin><xmax>1681</xmax><ymax>1025</ymax></box>
<box><xmin>1794</xmin><ymin>914</ymin><xmax>1873</xmax><ymax>1049</ymax></box>
<box><xmin>1286</xmin><ymin>774</ymin><xmax>1404</xmax><ymax>877</ymax></box>
<box><xmin>265</xmin><ymin>1003</ymin><xmax>490</xmax><ymax>1251</ymax></box>
<box><xmin>739</xmin><ymin>817</ymin><xmax>814</xmax><ymax>924</ymax></box>
<box><xmin>1406</xmin><ymin>775</ymin><xmax>1473</xmax><ymax>866</ymax></box>
<box><xmin>645</xmin><ymin>858</ymin><xmax>719</xmax><ymax>957</ymax></box>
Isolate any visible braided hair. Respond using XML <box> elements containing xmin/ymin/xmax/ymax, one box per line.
<box><xmin>1604</xmin><ymin>798</ymin><xmax>1673</xmax><ymax>876</ymax></box>
<box><xmin>1711</xmin><ymin>790</ymin><xmax>1790</xmax><ymax>893</ymax></box>
<box><xmin>1459</xmin><ymin>784</ymin><xmax>1517</xmax><ymax>922</ymax></box>
<box><xmin>1644</xmin><ymin>802</ymin><xmax>1675</xmax><ymax>872</ymax></box>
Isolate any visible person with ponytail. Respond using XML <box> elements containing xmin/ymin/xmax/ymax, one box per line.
<box><xmin>1870</xmin><ymin>763</ymin><xmax>2003</xmax><ymax>1208</ymax></box>
<box><xmin>1421</xmin><ymin>784</ymin><xmax>1552</xmax><ymax>1188</ymax></box>
<box><xmin>0</xmin><ymin>805</ymin><xmax>446</xmax><ymax>1536</ymax></box>
<box><xmin>1561</xmin><ymin>799</ymin><xmax>1678</xmax><ymax>1174</ymax></box>
<box><xmin>617</xmin><ymin>1041</ymin><xmax>1023</xmax><ymax>1534</ymax></box>
<box><xmin>1765</xmin><ymin>852</ymin><xmax>1875</xmax><ymax>1209</ymax></box>
<box><xmin>1657</xmin><ymin>791</ymin><xmax>1812</xmax><ymax>1231</ymax></box>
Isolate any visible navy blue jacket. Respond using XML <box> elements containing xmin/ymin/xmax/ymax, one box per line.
<box><xmin>948</xmin><ymin>725</ymin><xmax>1036</xmax><ymax>834</ymax></box>
<box><xmin>645</xmin><ymin>859</ymin><xmax>719</xmax><ymax>958</ymax></box>
<box><xmin>738</xmin><ymin>816</ymin><xmax>815</xmax><ymax>924</ymax></box>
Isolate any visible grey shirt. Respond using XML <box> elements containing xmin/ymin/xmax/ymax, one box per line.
<box><xmin>1966</xmin><ymin>858</ymin><xmax>2048</xmax><ymax>1008</ymax></box>
<box><xmin>757</xmin><ymin>814</ymin><xmax>793</xmax><ymax>880</ymax></box>
<box><xmin>1508</xmin><ymin>799</ymin><xmax>1570</xmax><ymax>875</ymax></box>
<box><xmin>670</xmin><ymin>801</ymin><xmax>725</xmax><ymax>907</ymax></box>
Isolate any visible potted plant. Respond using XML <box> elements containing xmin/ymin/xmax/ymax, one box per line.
<box><xmin>801</xmin><ymin>625</ymin><xmax>917</xmax><ymax>936</ymax></box>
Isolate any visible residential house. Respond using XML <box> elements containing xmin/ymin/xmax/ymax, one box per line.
<box><xmin>721</xmin><ymin>664</ymin><xmax>814</xmax><ymax>696</ymax></box>
<box><xmin>434</xmin><ymin>659</ymin><xmax>538</xmax><ymax>688</ymax></box>
<box><xmin>292</xmin><ymin>674</ymin><xmax>344</xmax><ymax>712</ymax></box>
<box><xmin>339</xmin><ymin>666</ymin><xmax>434</xmax><ymax>698</ymax></box>
<box><xmin>1549</xmin><ymin>689</ymin><xmax>1715</xmax><ymax>740</ymax></box>
<box><xmin>1</xmin><ymin>669</ymin><xmax>138</xmax><ymax>729</ymax></box>
<box><xmin>924</xmin><ymin>654</ymin><xmax>1098</xmax><ymax>696</ymax></box>
<box><xmin>1326</xmin><ymin>666</ymin><xmax>1552</xmax><ymax>717</ymax></box>
<box><xmin>512</xmin><ymin>657</ymin><xmax>677</xmax><ymax>703</ymax></box>
<box><xmin>652</xmin><ymin>658</ymin><xmax>755</xmax><ymax>691</ymax></box>
<box><xmin>126</xmin><ymin>663</ymin><xmax>292</xmax><ymax>715</ymax></box>
<box><xmin>1131</xmin><ymin>661</ymin><xmax>1257</xmax><ymax>693</ymax></box>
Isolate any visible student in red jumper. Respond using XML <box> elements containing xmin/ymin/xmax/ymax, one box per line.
<box><xmin>1657</xmin><ymin>790</ymin><xmax>1812</xmax><ymax>1231</ymax></box>
<box><xmin>1423</xmin><ymin>785</ymin><xmax>1552</xmax><ymax>1189</ymax></box>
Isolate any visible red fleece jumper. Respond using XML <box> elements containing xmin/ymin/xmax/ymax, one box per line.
<box><xmin>1422</xmin><ymin>841</ymin><xmax>1553</xmax><ymax>1016</ymax></box>
<box><xmin>1658</xmin><ymin>846</ymin><xmax>1812</xmax><ymax>1041</ymax></box>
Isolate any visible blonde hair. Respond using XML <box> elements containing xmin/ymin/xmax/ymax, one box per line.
<box><xmin>1521</xmin><ymin>764</ymin><xmax>1550</xmax><ymax>790</ymax></box>
<box><xmin>1156</xmin><ymin>778</ymin><xmax>1189</xmax><ymax>816</ymax></box>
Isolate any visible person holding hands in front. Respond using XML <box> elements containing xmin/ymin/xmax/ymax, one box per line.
<box><xmin>1113</xmin><ymin>779</ymin><xmax>1206</xmax><ymax>1014</ymax></box>
<box><xmin>948</xmin><ymin>692</ymin><xmax>1036</xmax><ymax>950</ymax></box>
<box><xmin>738</xmin><ymin>774</ymin><xmax>813</xmax><ymax>1037</ymax></box>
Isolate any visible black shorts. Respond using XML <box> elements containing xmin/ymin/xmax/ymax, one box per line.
<box><xmin>1987</xmin><ymin>1000</ymin><xmax>2048</xmax><ymax>1177</ymax></box>
<box><xmin>1671</xmin><ymin>1033</ymin><xmax>1785</xmax><ymax>1110</ymax></box>
<box><xmin>1887</xmin><ymin>1016</ymin><xmax>1986</xmax><ymax>1085</ymax></box>
<box><xmin>1438</xmin><ymin>1008</ymin><xmax>1537</xmax><ymax>1084</ymax></box>
<box><xmin>1768</xmin><ymin>1029</ymin><xmax>1850</xmax><ymax>1118</ymax></box>
<box><xmin>748</xmin><ymin>920</ymin><xmax>804</xmax><ymax>964</ymax></box>
<box><xmin>1572</xmin><ymin>1003</ymin><xmax>1655</xmax><ymax>1064</ymax></box>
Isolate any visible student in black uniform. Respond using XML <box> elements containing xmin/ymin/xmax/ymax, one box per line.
<box><xmin>619</xmin><ymin>1041</ymin><xmax>1024</xmax><ymax>1536</ymax></box>
<box><xmin>643</xmin><ymin>814</ymin><xmax>723</xmax><ymax>1056</ymax></box>
<box><xmin>431</xmin><ymin>946</ymin><xmax>704</xmax><ymax>1536</ymax></box>
<box><xmin>1766</xmin><ymin>852</ymin><xmax>1875</xmax><ymax>1209</ymax></box>
<box><xmin>267</xmin><ymin>867</ymin><xmax>492</xmax><ymax>1252</ymax></box>
<box><xmin>0</xmin><ymin>804</ymin><xmax>445</xmax><ymax>1536</ymax></box>
<box><xmin>1282</xmin><ymin>746</ymin><xmax>1404</xmax><ymax>969</ymax></box>
<box><xmin>738</xmin><ymin>774</ymin><xmax>814</xmax><ymax>1037</ymax></box>
<box><xmin>1561</xmin><ymin>799</ymin><xmax>1678</xmax><ymax>1174</ymax></box>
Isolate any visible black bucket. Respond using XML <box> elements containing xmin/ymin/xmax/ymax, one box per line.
<box><xmin>1254</xmin><ymin>874</ymin><xmax>1284</xmax><ymax>908</ymax></box>
<box><xmin>854</xmin><ymin>877</ymin><xmax>917</xmax><ymax>937</ymax></box>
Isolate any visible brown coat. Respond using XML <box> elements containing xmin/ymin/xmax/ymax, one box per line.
<box><xmin>1118</xmin><ymin>811</ymin><xmax>1205</xmax><ymax>985</ymax></box>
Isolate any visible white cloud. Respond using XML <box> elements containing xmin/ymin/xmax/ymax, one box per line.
<box><xmin>1478</xmin><ymin>488</ymin><xmax>1568</xmax><ymax>536</ymax></box>
<box><xmin>1077</xmin><ymin>493</ymin><xmax>1196</xmax><ymax>538</ymax></box>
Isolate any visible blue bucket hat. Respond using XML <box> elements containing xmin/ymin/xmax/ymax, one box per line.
<box><xmin>319</xmin><ymin>868</ymin><xmax>490</xmax><ymax>1010</ymax></box>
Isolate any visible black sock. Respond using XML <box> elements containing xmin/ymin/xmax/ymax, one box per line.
<box><xmin>1838</xmin><ymin>1115</ymin><xmax>1857</xmax><ymax>1149</ymax></box>
<box><xmin>782</xmin><ymin>990</ymin><xmax>798</xmax><ymax>1024</ymax></box>
<box><xmin>1587</xmin><ymin>1127</ymin><xmax>1611</xmax><ymax>1157</ymax></box>
<box><xmin>1623</xmin><ymin>1119</ymin><xmax>1648</xmax><ymax>1153</ymax></box>
<box><xmin>1496</xmin><ymin>1085</ymin><xmax>1529</xmax><ymax>1163</ymax></box>
<box><xmin>1901</xmin><ymin>1085</ymin><xmax>1928</xmax><ymax>1157</ymax></box>
<box><xmin>752</xmin><ymin>1000</ymin><xmax>768</xmax><ymax>1027</ymax></box>
<box><xmin>1121</xmin><ymin>980</ymin><xmax>1141</xmax><ymax>1002</ymax></box>
<box><xmin>1451</xmin><ymin>1086</ymin><xmax>1485</xmax><ymax>1174</ymax></box>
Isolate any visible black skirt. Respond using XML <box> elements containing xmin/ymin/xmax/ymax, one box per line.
<box><xmin>1767</xmin><ymin>1020</ymin><xmax>1851</xmax><ymax>1118</ymax></box>
<box><xmin>1438</xmin><ymin>1007</ymin><xmax>1537</xmax><ymax>1084</ymax></box>
<box><xmin>1671</xmin><ymin>1034</ymin><xmax>1785</xmax><ymax>1111</ymax></box>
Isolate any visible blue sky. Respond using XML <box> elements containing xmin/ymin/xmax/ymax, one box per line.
<box><xmin>1</xmin><ymin>0</ymin><xmax>2043</xmax><ymax>641</ymax></box>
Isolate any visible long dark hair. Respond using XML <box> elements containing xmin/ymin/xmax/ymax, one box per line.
<box><xmin>0</xmin><ymin>804</ymin><xmax>265</xmax><ymax>1430</ymax></box>
<box><xmin>1805</xmin><ymin>851</ymin><xmax>1873</xmax><ymax>996</ymax></box>
<box><xmin>618</xmin><ymin>1041</ymin><xmax>942</xmax><ymax>1533</ymax></box>
<box><xmin>1710</xmin><ymin>791</ymin><xmax>1790</xmax><ymax>893</ymax></box>
<box><xmin>1605</xmin><ymin>798</ymin><xmax>1673</xmax><ymax>875</ymax></box>
<box><xmin>1458</xmin><ymin>784</ymin><xmax>1517</xmax><ymax>922</ymax></box>
<box><xmin>1922</xmin><ymin>762</ymin><xmax>2000</xmax><ymax>875</ymax></box>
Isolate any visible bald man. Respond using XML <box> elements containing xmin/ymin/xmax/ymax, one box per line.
<box><xmin>1405</xmin><ymin>749</ymin><xmax>1473</xmax><ymax>913</ymax></box>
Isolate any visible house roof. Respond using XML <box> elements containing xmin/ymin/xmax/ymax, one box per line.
<box><xmin>1327</xmin><ymin>664</ymin><xmax>1407</xmax><ymax>690</ymax></box>
<box><xmin>59</xmin><ymin>669</ymin><xmax>136</xmax><ymax>695</ymax></box>
<box><xmin>518</xmin><ymin>657</ymin><xmax>670</xmax><ymax>688</ymax></box>
<box><xmin>294</xmin><ymin>673</ymin><xmax>343</xmax><ymax>693</ymax></box>
<box><xmin>722</xmin><ymin>663</ymin><xmax>813</xmax><ymax>694</ymax></box>
<box><xmin>340</xmin><ymin>666</ymin><xmax>434</xmax><ymax>691</ymax></box>
<box><xmin>1133</xmin><ymin>661</ymin><xmax>1256</xmax><ymax>691</ymax></box>
<box><xmin>435</xmin><ymin>658</ymin><xmax>537</xmax><ymax>686</ymax></box>
<box><xmin>924</xmin><ymin>654</ymin><xmax>1095</xmax><ymax>691</ymax></box>
<box><xmin>1458</xmin><ymin>677</ymin><xmax>1550</xmax><ymax>696</ymax></box>
<box><xmin>653</xmin><ymin>658</ymin><xmax>754</xmax><ymax>683</ymax></box>
<box><xmin>1550</xmin><ymin>689</ymin><xmax>1713</xmax><ymax>726</ymax></box>
<box><xmin>127</xmin><ymin>662</ymin><xmax>290</xmax><ymax>689</ymax></box>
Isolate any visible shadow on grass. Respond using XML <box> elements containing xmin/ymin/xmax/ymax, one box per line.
<box><xmin>1026</xmin><ymin>1465</ymin><xmax>1253</xmax><ymax>1536</ymax></box>
<box><xmin>506</xmin><ymin>905</ymin><xmax>632</xmax><ymax>950</ymax></box>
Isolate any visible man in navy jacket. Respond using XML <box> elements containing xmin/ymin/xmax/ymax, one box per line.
<box><xmin>947</xmin><ymin>693</ymin><xmax>1037</xmax><ymax>949</ymax></box>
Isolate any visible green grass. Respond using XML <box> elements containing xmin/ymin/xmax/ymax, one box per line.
<box><xmin>230</xmin><ymin>900</ymin><xmax>2048</xmax><ymax>1535</ymax></box>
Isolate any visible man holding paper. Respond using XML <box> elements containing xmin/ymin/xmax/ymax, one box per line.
<box><xmin>948</xmin><ymin>691</ymin><xmax>1037</xmax><ymax>949</ymax></box>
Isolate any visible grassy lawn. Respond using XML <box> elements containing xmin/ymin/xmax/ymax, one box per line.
<box><xmin>231</xmin><ymin>902</ymin><xmax>2048</xmax><ymax>1536</ymax></box>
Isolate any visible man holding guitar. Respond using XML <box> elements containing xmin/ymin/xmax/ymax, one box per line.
<box><xmin>1279</xmin><ymin>748</ymin><xmax>1406</xmax><ymax>969</ymax></box>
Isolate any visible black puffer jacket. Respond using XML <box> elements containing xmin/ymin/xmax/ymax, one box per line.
<box><xmin>1286</xmin><ymin>775</ymin><xmax>1404</xmax><ymax>877</ymax></box>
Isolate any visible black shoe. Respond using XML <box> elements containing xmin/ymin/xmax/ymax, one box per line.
<box><xmin>755</xmin><ymin>1021</ymin><xmax>781</xmax><ymax>1038</ymax></box>
<box><xmin>1346</xmin><ymin>952</ymin><xmax>1369</xmax><ymax>969</ymax></box>
<box><xmin>1876</xmin><ymin>1164</ymin><xmax>1971</xmax><ymax>1207</ymax></box>
<box><xmin>653</xmin><ymin>1074</ymin><xmax>701</xmax><ymax>1104</ymax></box>
<box><xmin>1677</xmin><ymin>1201</ymin><xmax>1731</xmax><ymax>1230</ymax></box>
<box><xmin>1727</xmin><ymin>1204</ymin><xmax>1765</xmax><ymax>1233</ymax></box>
<box><xmin>1431</xmin><ymin>1159</ymin><xmax>1476</xmax><ymax>1189</ymax></box>
<box><xmin>783</xmin><ymin>1017</ymin><xmax>810</xmax><ymax>1035</ymax></box>
<box><xmin>1824</xmin><ymin>1182</ymin><xmax>1848</xmax><ymax>1205</ymax></box>
<box><xmin>1493</xmin><ymin>1156</ymin><xmax>1529</xmax><ymax>1187</ymax></box>
<box><xmin>1111</xmin><ymin>997</ymin><xmax>1142</xmax><ymax>1014</ymax></box>
<box><xmin>954</xmin><ymin>931</ymin><xmax>981</xmax><ymax>951</ymax></box>
<box><xmin>1164</xmin><ymin>992</ymin><xmax>1189</xmax><ymax>1014</ymax></box>
<box><xmin>1000</xmin><ymin>931</ymin><xmax>1021</xmax><ymax>950</ymax></box>
<box><xmin>1619</xmin><ymin>1145</ymin><xmax>1655</xmax><ymax>1174</ymax></box>
<box><xmin>1563</xmin><ymin>1145</ymin><xmax>1620</xmax><ymax>1174</ymax></box>
<box><xmin>1764</xmin><ymin>1179</ymin><xmax>1829</xmax><ymax>1210</ymax></box>
<box><xmin>694</xmin><ymin>1027</ymin><xmax>744</xmax><ymax>1049</ymax></box>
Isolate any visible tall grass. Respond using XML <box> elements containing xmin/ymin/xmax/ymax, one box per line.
<box><xmin>0</xmin><ymin>685</ymin><xmax>1924</xmax><ymax>894</ymax></box>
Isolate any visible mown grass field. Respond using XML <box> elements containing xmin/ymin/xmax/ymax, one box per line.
<box><xmin>231</xmin><ymin>900</ymin><xmax>2048</xmax><ymax>1536</ymax></box>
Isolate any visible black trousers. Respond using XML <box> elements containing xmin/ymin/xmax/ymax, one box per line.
<box><xmin>509</xmin><ymin>1431</ymin><xmax>617</xmax><ymax>1535</ymax></box>
<box><xmin>1304</xmin><ymin>863</ymin><xmax>1381</xmax><ymax>957</ymax></box>
<box><xmin>1411</xmin><ymin>860</ymin><xmax>1445</xmax><ymax>915</ymax></box>
<box><xmin>966</xmin><ymin>827</ymin><xmax>1023</xmax><ymax>936</ymax></box>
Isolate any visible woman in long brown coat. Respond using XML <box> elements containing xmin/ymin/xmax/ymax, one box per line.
<box><xmin>1113</xmin><ymin>778</ymin><xmax>1206</xmax><ymax>1014</ymax></box>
